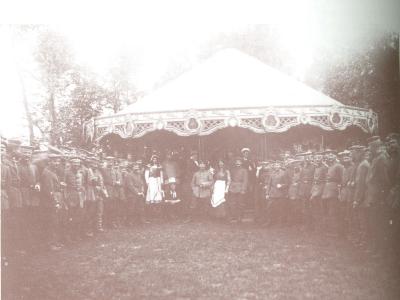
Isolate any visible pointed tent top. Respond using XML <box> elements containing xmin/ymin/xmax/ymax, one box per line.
<box><xmin>119</xmin><ymin>48</ymin><xmax>343</xmax><ymax>115</ymax></box>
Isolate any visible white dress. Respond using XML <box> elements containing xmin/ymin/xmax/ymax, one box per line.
<box><xmin>145</xmin><ymin>165</ymin><xmax>163</xmax><ymax>204</ymax></box>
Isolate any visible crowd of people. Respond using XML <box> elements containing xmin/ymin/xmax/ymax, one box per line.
<box><xmin>1</xmin><ymin>133</ymin><xmax>399</xmax><ymax>258</ymax></box>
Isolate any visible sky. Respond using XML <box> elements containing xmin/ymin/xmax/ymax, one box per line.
<box><xmin>0</xmin><ymin>0</ymin><xmax>399</xmax><ymax>139</ymax></box>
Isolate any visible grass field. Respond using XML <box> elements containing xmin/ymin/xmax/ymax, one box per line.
<box><xmin>2</xmin><ymin>220</ymin><xmax>400</xmax><ymax>299</ymax></box>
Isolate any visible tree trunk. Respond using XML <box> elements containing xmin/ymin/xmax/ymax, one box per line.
<box><xmin>16</xmin><ymin>68</ymin><xmax>35</xmax><ymax>145</ymax></box>
<box><xmin>48</xmin><ymin>91</ymin><xmax>57</xmax><ymax>145</ymax></box>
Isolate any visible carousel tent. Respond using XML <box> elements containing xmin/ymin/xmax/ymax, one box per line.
<box><xmin>84</xmin><ymin>48</ymin><xmax>377</xmax><ymax>142</ymax></box>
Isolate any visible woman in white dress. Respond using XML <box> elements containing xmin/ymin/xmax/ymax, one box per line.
<box><xmin>211</xmin><ymin>159</ymin><xmax>231</xmax><ymax>219</ymax></box>
<box><xmin>144</xmin><ymin>154</ymin><xmax>164</xmax><ymax>219</ymax></box>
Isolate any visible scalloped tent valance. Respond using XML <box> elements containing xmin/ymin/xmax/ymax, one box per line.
<box><xmin>84</xmin><ymin>49</ymin><xmax>377</xmax><ymax>142</ymax></box>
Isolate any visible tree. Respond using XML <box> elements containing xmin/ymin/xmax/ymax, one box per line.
<box><xmin>57</xmin><ymin>68</ymin><xmax>108</xmax><ymax>146</ymax></box>
<box><xmin>105</xmin><ymin>51</ymin><xmax>137</xmax><ymax>113</ymax></box>
<box><xmin>34</xmin><ymin>29</ymin><xmax>74</xmax><ymax>145</ymax></box>
<box><xmin>321</xmin><ymin>32</ymin><xmax>399</xmax><ymax>133</ymax></box>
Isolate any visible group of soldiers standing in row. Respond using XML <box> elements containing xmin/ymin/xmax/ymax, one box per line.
<box><xmin>1</xmin><ymin>132</ymin><xmax>399</xmax><ymax>257</ymax></box>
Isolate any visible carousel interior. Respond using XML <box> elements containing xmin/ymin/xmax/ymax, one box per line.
<box><xmin>99</xmin><ymin>124</ymin><xmax>368</xmax><ymax>163</ymax></box>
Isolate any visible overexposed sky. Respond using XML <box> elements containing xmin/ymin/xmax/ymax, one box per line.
<box><xmin>0</xmin><ymin>0</ymin><xmax>399</xmax><ymax>139</ymax></box>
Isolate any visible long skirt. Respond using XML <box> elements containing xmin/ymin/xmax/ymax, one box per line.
<box><xmin>211</xmin><ymin>180</ymin><xmax>227</xmax><ymax>218</ymax></box>
<box><xmin>146</xmin><ymin>177</ymin><xmax>163</xmax><ymax>204</ymax></box>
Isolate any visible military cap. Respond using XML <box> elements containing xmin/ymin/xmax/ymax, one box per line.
<box><xmin>241</xmin><ymin>147</ymin><xmax>251</xmax><ymax>153</ymax></box>
<box><xmin>323</xmin><ymin>149</ymin><xmax>337</xmax><ymax>154</ymax></box>
<box><xmin>386</xmin><ymin>133</ymin><xmax>400</xmax><ymax>143</ymax></box>
<box><xmin>349</xmin><ymin>145</ymin><xmax>366</xmax><ymax>151</ymax></box>
<box><xmin>150</xmin><ymin>154</ymin><xmax>159</xmax><ymax>160</ymax></box>
<box><xmin>105</xmin><ymin>156</ymin><xmax>115</xmax><ymax>160</ymax></box>
<box><xmin>366</xmin><ymin>136</ymin><xmax>381</xmax><ymax>144</ymax></box>
<box><xmin>70</xmin><ymin>157</ymin><xmax>81</xmax><ymax>163</ymax></box>
<box><xmin>338</xmin><ymin>150</ymin><xmax>351</xmax><ymax>157</ymax></box>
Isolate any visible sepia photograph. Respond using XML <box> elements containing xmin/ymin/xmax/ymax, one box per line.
<box><xmin>1</xmin><ymin>1</ymin><xmax>400</xmax><ymax>299</ymax></box>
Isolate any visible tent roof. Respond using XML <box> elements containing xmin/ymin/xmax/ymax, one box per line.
<box><xmin>119</xmin><ymin>48</ymin><xmax>343</xmax><ymax>115</ymax></box>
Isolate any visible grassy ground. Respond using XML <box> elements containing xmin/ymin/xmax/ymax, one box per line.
<box><xmin>2</xmin><ymin>220</ymin><xmax>400</xmax><ymax>300</ymax></box>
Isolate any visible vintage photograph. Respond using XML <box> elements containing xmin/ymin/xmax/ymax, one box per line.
<box><xmin>1</xmin><ymin>1</ymin><xmax>400</xmax><ymax>299</ymax></box>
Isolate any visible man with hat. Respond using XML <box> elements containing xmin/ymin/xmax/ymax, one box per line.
<box><xmin>306</xmin><ymin>152</ymin><xmax>327</xmax><ymax>230</ymax></box>
<box><xmin>18</xmin><ymin>145</ymin><xmax>41</xmax><ymax>240</ymax></box>
<box><xmin>101</xmin><ymin>156</ymin><xmax>118</xmax><ymax>228</ymax></box>
<box><xmin>163</xmin><ymin>177</ymin><xmax>183</xmax><ymax>220</ymax></box>
<box><xmin>297</xmin><ymin>151</ymin><xmax>316</xmax><ymax>219</ymax></box>
<box><xmin>240</xmin><ymin>147</ymin><xmax>256</xmax><ymax>209</ymax></box>
<box><xmin>321</xmin><ymin>149</ymin><xmax>344</xmax><ymax>235</ymax></box>
<box><xmin>124</xmin><ymin>162</ymin><xmax>146</xmax><ymax>225</ymax></box>
<box><xmin>255</xmin><ymin>160</ymin><xmax>272</xmax><ymax>224</ymax></box>
<box><xmin>337</xmin><ymin>150</ymin><xmax>355</xmax><ymax>238</ymax></box>
<box><xmin>227</xmin><ymin>157</ymin><xmax>249</xmax><ymax>223</ymax></box>
<box><xmin>64</xmin><ymin>157</ymin><xmax>87</xmax><ymax>241</ymax></box>
<box><xmin>350</xmin><ymin>145</ymin><xmax>370</xmax><ymax>245</ymax></box>
<box><xmin>365</xmin><ymin>135</ymin><xmax>391</xmax><ymax>253</ymax></box>
<box><xmin>188</xmin><ymin>160</ymin><xmax>213</xmax><ymax>221</ymax></box>
<box><xmin>264</xmin><ymin>160</ymin><xmax>290</xmax><ymax>226</ymax></box>
<box><xmin>85</xmin><ymin>158</ymin><xmax>106</xmax><ymax>234</ymax></box>
<box><xmin>41</xmin><ymin>154</ymin><xmax>66</xmax><ymax>250</ymax></box>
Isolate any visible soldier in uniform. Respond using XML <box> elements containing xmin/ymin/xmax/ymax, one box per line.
<box><xmin>101</xmin><ymin>157</ymin><xmax>118</xmax><ymax>228</ymax></box>
<box><xmin>287</xmin><ymin>159</ymin><xmax>302</xmax><ymax>225</ymax></box>
<box><xmin>64</xmin><ymin>157</ymin><xmax>87</xmax><ymax>241</ymax></box>
<box><xmin>124</xmin><ymin>163</ymin><xmax>145</xmax><ymax>225</ymax></box>
<box><xmin>18</xmin><ymin>146</ymin><xmax>41</xmax><ymax>244</ymax></box>
<box><xmin>255</xmin><ymin>161</ymin><xmax>272</xmax><ymax>224</ymax></box>
<box><xmin>85</xmin><ymin>158</ymin><xmax>105</xmax><ymax>235</ymax></box>
<box><xmin>265</xmin><ymin>161</ymin><xmax>290</xmax><ymax>226</ymax></box>
<box><xmin>241</xmin><ymin>148</ymin><xmax>256</xmax><ymax>209</ymax></box>
<box><xmin>227</xmin><ymin>158</ymin><xmax>249</xmax><ymax>223</ymax></box>
<box><xmin>297</xmin><ymin>152</ymin><xmax>316</xmax><ymax>226</ymax></box>
<box><xmin>365</xmin><ymin>136</ymin><xmax>391</xmax><ymax>253</ymax></box>
<box><xmin>338</xmin><ymin>151</ymin><xmax>355</xmax><ymax>238</ymax></box>
<box><xmin>41</xmin><ymin>154</ymin><xmax>66</xmax><ymax>250</ymax></box>
<box><xmin>350</xmin><ymin>145</ymin><xmax>370</xmax><ymax>246</ymax></box>
<box><xmin>321</xmin><ymin>150</ymin><xmax>344</xmax><ymax>236</ymax></box>
<box><xmin>307</xmin><ymin>152</ymin><xmax>327</xmax><ymax>230</ymax></box>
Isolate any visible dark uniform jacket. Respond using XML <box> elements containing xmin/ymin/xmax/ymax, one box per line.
<box><xmin>124</xmin><ymin>172</ymin><xmax>145</xmax><ymax>196</ymax></box>
<box><xmin>41</xmin><ymin>166</ymin><xmax>63</xmax><ymax>207</ymax></box>
<box><xmin>64</xmin><ymin>168</ymin><xmax>87</xmax><ymax>207</ymax></box>
<box><xmin>310</xmin><ymin>164</ymin><xmax>327</xmax><ymax>199</ymax></box>
<box><xmin>340</xmin><ymin>163</ymin><xmax>355</xmax><ymax>202</ymax></box>
<box><xmin>19</xmin><ymin>162</ymin><xmax>39</xmax><ymax>206</ymax></box>
<box><xmin>322</xmin><ymin>161</ymin><xmax>344</xmax><ymax>200</ymax></box>
<box><xmin>298</xmin><ymin>163</ymin><xmax>315</xmax><ymax>200</ymax></box>
<box><xmin>229</xmin><ymin>167</ymin><xmax>249</xmax><ymax>194</ymax></box>
<box><xmin>353</xmin><ymin>160</ymin><xmax>370</xmax><ymax>207</ymax></box>
<box><xmin>267</xmin><ymin>169</ymin><xmax>290</xmax><ymax>199</ymax></box>
<box><xmin>366</xmin><ymin>152</ymin><xmax>390</xmax><ymax>206</ymax></box>
<box><xmin>288</xmin><ymin>170</ymin><xmax>301</xmax><ymax>200</ymax></box>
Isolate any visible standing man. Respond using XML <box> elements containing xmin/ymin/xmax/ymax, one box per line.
<box><xmin>298</xmin><ymin>152</ymin><xmax>316</xmax><ymax>225</ymax></box>
<box><xmin>255</xmin><ymin>161</ymin><xmax>272</xmax><ymax>224</ymax></box>
<box><xmin>241</xmin><ymin>148</ymin><xmax>256</xmax><ymax>209</ymax></box>
<box><xmin>228</xmin><ymin>157</ymin><xmax>249</xmax><ymax>223</ymax></box>
<box><xmin>124</xmin><ymin>163</ymin><xmax>145</xmax><ymax>225</ymax></box>
<box><xmin>321</xmin><ymin>150</ymin><xmax>344</xmax><ymax>236</ymax></box>
<box><xmin>350</xmin><ymin>145</ymin><xmax>370</xmax><ymax>246</ymax></box>
<box><xmin>188</xmin><ymin>160</ymin><xmax>213</xmax><ymax>221</ymax></box>
<box><xmin>101</xmin><ymin>157</ymin><xmax>118</xmax><ymax>228</ymax></box>
<box><xmin>365</xmin><ymin>136</ymin><xmax>391</xmax><ymax>253</ymax></box>
<box><xmin>64</xmin><ymin>157</ymin><xmax>87</xmax><ymax>242</ymax></box>
<box><xmin>307</xmin><ymin>152</ymin><xmax>327</xmax><ymax>230</ymax></box>
<box><xmin>41</xmin><ymin>154</ymin><xmax>66</xmax><ymax>250</ymax></box>
<box><xmin>265</xmin><ymin>161</ymin><xmax>290</xmax><ymax>226</ymax></box>
<box><xmin>338</xmin><ymin>151</ymin><xmax>355</xmax><ymax>239</ymax></box>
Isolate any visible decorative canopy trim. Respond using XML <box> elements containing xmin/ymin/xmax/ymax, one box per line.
<box><xmin>84</xmin><ymin>105</ymin><xmax>378</xmax><ymax>142</ymax></box>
